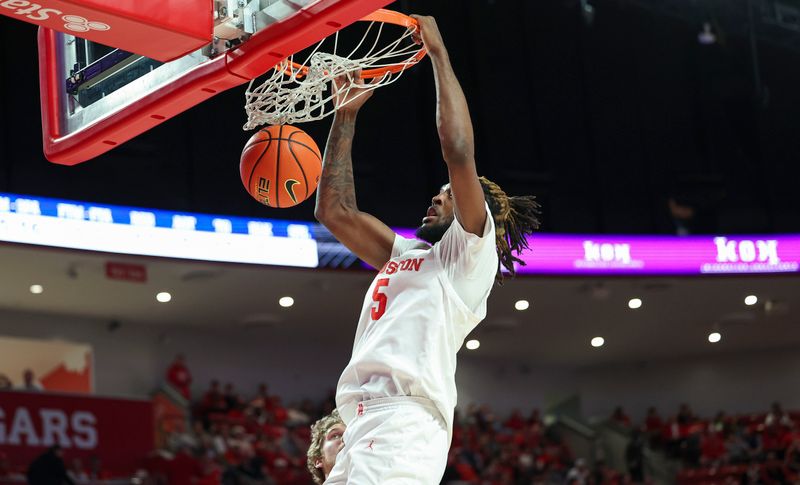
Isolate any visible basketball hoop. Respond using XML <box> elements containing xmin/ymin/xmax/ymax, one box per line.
<box><xmin>243</xmin><ymin>9</ymin><xmax>426</xmax><ymax>130</ymax></box>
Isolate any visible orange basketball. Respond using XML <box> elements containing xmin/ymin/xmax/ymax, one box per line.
<box><xmin>240</xmin><ymin>125</ymin><xmax>323</xmax><ymax>208</ymax></box>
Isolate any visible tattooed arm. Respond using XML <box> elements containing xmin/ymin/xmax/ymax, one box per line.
<box><xmin>412</xmin><ymin>16</ymin><xmax>486</xmax><ymax>237</ymax></box>
<box><xmin>314</xmin><ymin>75</ymin><xmax>395</xmax><ymax>269</ymax></box>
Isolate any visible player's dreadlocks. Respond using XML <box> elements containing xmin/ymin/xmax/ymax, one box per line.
<box><xmin>479</xmin><ymin>177</ymin><xmax>542</xmax><ymax>284</ymax></box>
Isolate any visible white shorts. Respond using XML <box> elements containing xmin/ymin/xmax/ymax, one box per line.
<box><xmin>324</xmin><ymin>396</ymin><xmax>449</xmax><ymax>485</ymax></box>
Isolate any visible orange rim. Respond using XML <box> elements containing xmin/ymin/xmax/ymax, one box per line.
<box><xmin>282</xmin><ymin>9</ymin><xmax>427</xmax><ymax>79</ymax></box>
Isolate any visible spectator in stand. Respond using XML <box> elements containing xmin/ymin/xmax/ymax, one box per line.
<box><xmin>592</xmin><ymin>460</ymin><xmax>620</xmax><ymax>485</ymax></box>
<box><xmin>0</xmin><ymin>452</ymin><xmax>11</xmax><ymax>479</ymax></box>
<box><xmin>700</xmin><ymin>429</ymin><xmax>726</xmax><ymax>466</ymax></box>
<box><xmin>710</xmin><ymin>410</ymin><xmax>728</xmax><ymax>434</ymax></box>
<box><xmin>223</xmin><ymin>383</ymin><xmax>238</xmax><ymax>412</ymax></box>
<box><xmin>270</xmin><ymin>396</ymin><xmax>288</xmax><ymax>426</ymax></box>
<box><xmin>517</xmin><ymin>451</ymin><xmax>537</xmax><ymax>485</ymax></box>
<box><xmin>765</xmin><ymin>401</ymin><xmax>794</xmax><ymax>428</ymax></box>
<box><xmin>20</xmin><ymin>369</ymin><xmax>44</xmax><ymax>391</ymax></box>
<box><xmin>566</xmin><ymin>458</ymin><xmax>590</xmax><ymax>485</ymax></box>
<box><xmin>503</xmin><ymin>408</ymin><xmax>526</xmax><ymax>431</ymax></box>
<box><xmin>724</xmin><ymin>429</ymin><xmax>752</xmax><ymax>464</ymax></box>
<box><xmin>86</xmin><ymin>456</ymin><xmax>109</xmax><ymax>484</ymax></box>
<box><xmin>211</xmin><ymin>422</ymin><xmax>232</xmax><ymax>457</ymax></box>
<box><xmin>644</xmin><ymin>406</ymin><xmax>664</xmax><ymax>447</ymax></box>
<box><xmin>761</xmin><ymin>451</ymin><xmax>787</xmax><ymax>483</ymax></box>
<box><xmin>0</xmin><ymin>373</ymin><xmax>12</xmax><ymax>390</ymax></box>
<box><xmin>476</xmin><ymin>404</ymin><xmax>496</xmax><ymax>433</ymax></box>
<box><xmin>166</xmin><ymin>353</ymin><xmax>192</xmax><ymax>400</ymax></box>
<box><xmin>66</xmin><ymin>458</ymin><xmax>88</xmax><ymax>484</ymax></box>
<box><xmin>644</xmin><ymin>406</ymin><xmax>662</xmax><ymax>430</ymax></box>
<box><xmin>286</xmin><ymin>401</ymin><xmax>313</xmax><ymax>428</ymax></box>
<box><xmin>306</xmin><ymin>410</ymin><xmax>345</xmax><ymax>485</ymax></box>
<box><xmin>761</xmin><ymin>420</ymin><xmax>789</xmax><ymax>460</ymax></box>
<box><xmin>167</xmin><ymin>419</ymin><xmax>200</xmax><ymax>453</ymax></box>
<box><xmin>611</xmin><ymin>406</ymin><xmax>632</xmax><ymax>428</ymax></box>
<box><xmin>202</xmin><ymin>380</ymin><xmax>227</xmax><ymax>415</ymax></box>
<box><xmin>786</xmin><ymin>437</ymin><xmax>800</xmax><ymax>481</ymax></box>
<box><xmin>249</xmin><ymin>383</ymin><xmax>272</xmax><ymax>411</ymax></box>
<box><xmin>222</xmin><ymin>454</ymin><xmax>273</xmax><ymax>485</ymax></box>
<box><xmin>26</xmin><ymin>445</ymin><xmax>74</xmax><ymax>485</ymax></box>
<box><xmin>677</xmin><ymin>403</ymin><xmax>695</xmax><ymax>426</ymax></box>
<box><xmin>626</xmin><ymin>429</ymin><xmax>645</xmax><ymax>483</ymax></box>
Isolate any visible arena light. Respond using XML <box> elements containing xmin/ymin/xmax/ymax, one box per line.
<box><xmin>279</xmin><ymin>296</ymin><xmax>294</xmax><ymax>308</ymax></box>
<box><xmin>628</xmin><ymin>298</ymin><xmax>642</xmax><ymax>309</ymax></box>
<box><xmin>465</xmin><ymin>339</ymin><xmax>480</xmax><ymax>350</ymax></box>
<box><xmin>591</xmin><ymin>336</ymin><xmax>605</xmax><ymax>348</ymax></box>
<box><xmin>29</xmin><ymin>284</ymin><xmax>44</xmax><ymax>294</ymax></box>
<box><xmin>744</xmin><ymin>295</ymin><xmax>758</xmax><ymax>306</ymax></box>
<box><xmin>156</xmin><ymin>292</ymin><xmax>172</xmax><ymax>303</ymax></box>
<box><xmin>708</xmin><ymin>332</ymin><xmax>722</xmax><ymax>343</ymax></box>
<box><xmin>514</xmin><ymin>300</ymin><xmax>530</xmax><ymax>311</ymax></box>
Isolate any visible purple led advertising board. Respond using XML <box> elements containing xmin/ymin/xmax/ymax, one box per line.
<box><xmin>393</xmin><ymin>229</ymin><xmax>800</xmax><ymax>276</ymax></box>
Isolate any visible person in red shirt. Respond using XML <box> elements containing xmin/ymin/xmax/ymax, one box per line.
<box><xmin>503</xmin><ymin>409</ymin><xmax>526</xmax><ymax>431</ymax></box>
<box><xmin>166</xmin><ymin>354</ymin><xmax>192</xmax><ymax>400</ymax></box>
<box><xmin>700</xmin><ymin>431</ymin><xmax>726</xmax><ymax>466</ymax></box>
<box><xmin>201</xmin><ymin>380</ymin><xmax>226</xmax><ymax>414</ymax></box>
<box><xmin>611</xmin><ymin>406</ymin><xmax>632</xmax><ymax>428</ymax></box>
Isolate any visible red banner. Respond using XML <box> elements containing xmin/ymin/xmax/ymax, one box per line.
<box><xmin>105</xmin><ymin>262</ymin><xmax>147</xmax><ymax>283</ymax></box>
<box><xmin>0</xmin><ymin>391</ymin><xmax>153</xmax><ymax>477</ymax></box>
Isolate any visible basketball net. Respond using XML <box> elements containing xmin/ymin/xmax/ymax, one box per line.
<box><xmin>243</xmin><ymin>14</ymin><xmax>425</xmax><ymax>130</ymax></box>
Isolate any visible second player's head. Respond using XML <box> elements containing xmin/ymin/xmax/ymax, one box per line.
<box><xmin>416</xmin><ymin>177</ymin><xmax>541</xmax><ymax>283</ymax></box>
<box><xmin>307</xmin><ymin>410</ymin><xmax>346</xmax><ymax>484</ymax></box>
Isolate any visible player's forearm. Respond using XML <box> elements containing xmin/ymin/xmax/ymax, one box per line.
<box><xmin>315</xmin><ymin>110</ymin><xmax>359</xmax><ymax>221</ymax></box>
<box><xmin>430</xmin><ymin>51</ymin><xmax>475</xmax><ymax>163</ymax></box>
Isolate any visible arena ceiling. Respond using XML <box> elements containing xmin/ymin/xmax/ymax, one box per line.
<box><xmin>1</xmin><ymin>243</ymin><xmax>798</xmax><ymax>368</ymax></box>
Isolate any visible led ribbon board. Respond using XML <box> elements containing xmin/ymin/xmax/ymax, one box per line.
<box><xmin>0</xmin><ymin>193</ymin><xmax>318</xmax><ymax>267</ymax></box>
<box><xmin>393</xmin><ymin>229</ymin><xmax>800</xmax><ymax>275</ymax></box>
<box><xmin>1</xmin><ymin>192</ymin><xmax>798</xmax><ymax>275</ymax></box>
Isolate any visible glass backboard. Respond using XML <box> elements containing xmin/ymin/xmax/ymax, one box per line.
<box><xmin>37</xmin><ymin>0</ymin><xmax>393</xmax><ymax>165</ymax></box>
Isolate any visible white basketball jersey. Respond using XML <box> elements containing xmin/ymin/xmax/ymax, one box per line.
<box><xmin>335</xmin><ymin>204</ymin><xmax>498</xmax><ymax>437</ymax></box>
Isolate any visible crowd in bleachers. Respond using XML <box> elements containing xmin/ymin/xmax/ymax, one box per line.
<box><xmin>610</xmin><ymin>402</ymin><xmax>800</xmax><ymax>485</ymax></box>
<box><xmin>2</xmin><ymin>355</ymin><xmax>798</xmax><ymax>485</ymax></box>
<box><xmin>151</xmin><ymin>369</ymin><xmax>800</xmax><ymax>485</ymax></box>
<box><xmin>142</xmin><ymin>378</ymin><xmax>334</xmax><ymax>485</ymax></box>
<box><xmin>0</xmin><ymin>369</ymin><xmax>45</xmax><ymax>392</ymax></box>
<box><xmin>151</xmin><ymin>378</ymin><xmax>595</xmax><ymax>485</ymax></box>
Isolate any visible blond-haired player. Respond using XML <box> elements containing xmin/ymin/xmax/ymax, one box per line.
<box><xmin>314</xmin><ymin>14</ymin><xmax>541</xmax><ymax>484</ymax></box>
<box><xmin>306</xmin><ymin>410</ymin><xmax>346</xmax><ymax>484</ymax></box>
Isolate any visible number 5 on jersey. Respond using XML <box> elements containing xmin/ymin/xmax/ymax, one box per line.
<box><xmin>371</xmin><ymin>278</ymin><xmax>390</xmax><ymax>321</ymax></box>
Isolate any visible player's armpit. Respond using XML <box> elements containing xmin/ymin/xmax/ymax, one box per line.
<box><xmin>319</xmin><ymin>210</ymin><xmax>395</xmax><ymax>269</ymax></box>
<box><xmin>447</xmin><ymin>159</ymin><xmax>487</xmax><ymax>237</ymax></box>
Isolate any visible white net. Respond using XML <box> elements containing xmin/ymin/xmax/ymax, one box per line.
<box><xmin>243</xmin><ymin>19</ymin><xmax>425</xmax><ymax>130</ymax></box>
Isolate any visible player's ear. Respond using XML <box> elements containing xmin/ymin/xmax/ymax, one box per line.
<box><xmin>315</xmin><ymin>459</ymin><xmax>323</xmax><ymax>469</ymax></box>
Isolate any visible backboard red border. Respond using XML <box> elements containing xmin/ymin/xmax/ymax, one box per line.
<box><xmin>39</xmin><ymin>0</ymin><xmax>394</xmax><ymax>165</ymax></box>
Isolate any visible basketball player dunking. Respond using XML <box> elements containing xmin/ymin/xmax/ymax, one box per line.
<box><xmin>314</xmin><ymin>15</ymin><xmax>541</xmax><ymax>484</ymax></box>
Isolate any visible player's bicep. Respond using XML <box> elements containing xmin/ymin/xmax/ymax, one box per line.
<box><xmin>447</xmin><ymin>159</ymin><xmax>487</xmax><ymax>236</ymax></box>
<box><xmin>321</xmin><ymin>210</ymin><xmax>395</xmax><ymax>269</ymax></box>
